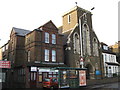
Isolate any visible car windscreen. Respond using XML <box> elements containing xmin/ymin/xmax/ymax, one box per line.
<box><xmin>43</xmin><ymin>78</ymin><xmax>50</xmax><ymax>82</ymax></box>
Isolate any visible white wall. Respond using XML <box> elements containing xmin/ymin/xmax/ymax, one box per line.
<box><xmin>102</xmin><ymin>53</ymin><xmax>119</xmax><ymax>77</ymax></box>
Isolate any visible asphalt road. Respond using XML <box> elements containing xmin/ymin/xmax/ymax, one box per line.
<box><xmin>85</xmin><ymin>82</ymin><xmax>120</xmax><ymax>90</ymax></box>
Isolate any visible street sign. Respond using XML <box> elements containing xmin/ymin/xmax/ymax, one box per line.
<box><xmin>0</xmin><ymin>61</ymin><xmax>11</xmax><ymax>68</ymax></box>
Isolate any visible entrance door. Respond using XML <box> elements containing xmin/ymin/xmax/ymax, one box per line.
<box><xmin>30</xmin><ymin>72</ymin><xmax>37</xmax><ymax>88</ymax></box>
<box><xmin>85</xmin><ymin>64</ymin><xmax>93</xmax><ymax>79</ymax></box>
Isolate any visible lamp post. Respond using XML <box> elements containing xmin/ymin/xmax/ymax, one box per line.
<box><xmin>79</xmin><ymin>7</ymin><xmax>95</xmax><ymax>68</ymax></box>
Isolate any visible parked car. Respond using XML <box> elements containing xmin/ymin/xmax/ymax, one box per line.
<box><xmin>42</xmin><ymin>77</ymin><xmax>58</xmax><ymax>89</ymax></box>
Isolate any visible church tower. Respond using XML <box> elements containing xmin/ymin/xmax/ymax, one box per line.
<box><xmin>62</xmin><ymin>6</ymin><xmax>93</xmax><ymax>33</ymax></box>
<box><xmin>62</xmin><ymin>6</ymin><xmax>103</xmax><ymax>79</ymax></box>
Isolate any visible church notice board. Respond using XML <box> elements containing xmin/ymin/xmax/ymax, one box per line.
<box><xmin>79</xmin><ymin>70</ymin><xmax>86</xmax><ymax>86</ymax></box>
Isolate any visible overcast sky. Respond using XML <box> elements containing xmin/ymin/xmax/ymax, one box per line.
<box><xmin>0</xmin><ymin>0</ymin><xmax>119</xmax><ymax>47</ymax></box>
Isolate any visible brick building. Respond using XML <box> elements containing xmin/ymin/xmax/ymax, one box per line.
<box><xmin>0</xmin><ymin>42</ymin><xmax>9</xmax><ymax>88</ymax></box>
<box><xmin>3</xmin><ymin>20</ymin><xmax>65</xmax><ymax>88</ymax></box>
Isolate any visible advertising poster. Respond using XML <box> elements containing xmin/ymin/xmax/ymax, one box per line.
<box><xmin>79</xmin><ymin>70</ymin><xmax>86</xmax><ymax>86</ymax></box>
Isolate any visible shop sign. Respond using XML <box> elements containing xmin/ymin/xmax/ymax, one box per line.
<box><xmin>31</xmin><ymin>67</ymin><xmax>37</xmax><ymax>72</ymax></box>
<box><xmin>0</xmin><ymin>61</ymin><xmax>11</xmax><ymax>68</ymax></box>
<box><xmin>79</xmin><ymin>70</ymin><xmax>86</xmax><ymax>86</ymax></box>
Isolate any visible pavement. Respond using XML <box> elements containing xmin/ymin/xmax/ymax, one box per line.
<box><xmin>1</xmin><ymin>82</ymin><xmax>120</xmax><ymax>90</ymax></box>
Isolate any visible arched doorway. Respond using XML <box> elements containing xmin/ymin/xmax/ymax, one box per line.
<box><xmin>85</xmin><ymin>64</ymin><xmax>93</xmax><ymax>79</ymax></box>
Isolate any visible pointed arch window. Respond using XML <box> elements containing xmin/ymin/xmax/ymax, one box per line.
<box><xmin>73</xmin><ymin>32</ymin><xmax>80</xmax><ymax>54</ymax></box>
<box><xmin>82</xmin><ymin>24</ymin><xmax>91</xmax><ymax>55</ymax></box>
<box><xmin>93</xmin><ymin>38</ymin><xmax>99</xmax><ymax>56</ymax></box>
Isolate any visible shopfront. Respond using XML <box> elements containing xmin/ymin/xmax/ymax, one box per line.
<box><xmin>29</xmin><ymin>66</ymin><xmax>59</xmax><ymax>88</ymax></box>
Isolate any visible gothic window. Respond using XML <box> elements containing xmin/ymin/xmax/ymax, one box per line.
<box><xmin>93</xmin><ymin>38</ymin><xmax>99</xmax><ymax>56</ymax></box>
<box><xmin>73</xmin><ymin>32</ymin><xmax>80</xmax><ymax>54</ymax></box>
<box><xmin>82</xmin><ymin>24</ymin><xmax>91</xmax><ymax>55</ymax></box>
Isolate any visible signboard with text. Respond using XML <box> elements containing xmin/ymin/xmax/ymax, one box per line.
<box><xmin>0</xmin><ymin>61</ymin><xmax>11</xmax><ymax>68</ymax></box>
<box><xmin>79</xmin><ymin>70</ymin><xmax>86</xmax><ymax>86</ymax></box>
<box><xmin>31</xmin><ymin>67</ymin><xmax>37</xmax><ymax>72</ymax></box>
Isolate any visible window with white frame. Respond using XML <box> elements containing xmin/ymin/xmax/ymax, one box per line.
<box><xmin>52</xmin><ymin>50</ymin><xmax>56</xmax><ymax>62</ymax></box>
<box><xmin>104</xmin><ymin>54</ymin><xmax>107</xmax><ymax>62</ymax></box>
<box><xmin>45</xmin><ymin>32</ymin><xmax>49</xmax><ymax>43</ymax></box>
<box><xmin>52</xmin><ymin>34</ymin><xmax>56</xmax><ymax>44</ymax></box>
<box><xmin>103</xmin><ymin>45</ymin><xmax>108</xmax><ymax>50</ymax></box>
<box><xmin>45</xmin><ymin>49</ymin><xmax>49</xmax><ymax>61</ymax></box>
<box><xmin>28</xmin><ymin>51</ymin><xmax>30</xmax><ymax>62</ymax></box>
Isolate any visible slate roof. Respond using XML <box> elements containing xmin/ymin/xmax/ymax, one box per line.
<box><xmin>13</xmin><ymin>27</ymin><xmax>31</xmax><ymax>36</ymax></box>
<box><xmin>63</xmin><ymin>29</ymin><xmax>73</xmax><ymax>45</ymax></box>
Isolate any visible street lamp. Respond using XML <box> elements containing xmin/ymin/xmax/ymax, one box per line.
<box><xmin>79</xmin><ymin>7</ymin><xmax>95</xmax><ymax>68</ymax></box>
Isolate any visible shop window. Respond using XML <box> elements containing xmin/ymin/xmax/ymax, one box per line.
<box><xmin>42</xmin><ymin>72</ymin><xmax>48</xmax><ymax>81</ymax></box>
<box><xmin>49</xmin><ymin>75</ymin><xmax>52</xmax><ymax>77</ymax></box>
<box><xmin>39</xmin><ymin>74</ymin><xmax>42</xmax><ymax>82</ymax></box>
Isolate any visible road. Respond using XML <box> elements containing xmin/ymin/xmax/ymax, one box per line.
<box><xmin>85</xmin><ymin>82</ymin><xmax>120</xmax><ymax>90</ymax></box>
